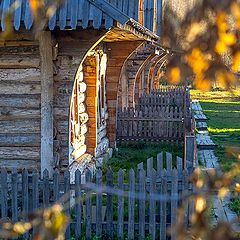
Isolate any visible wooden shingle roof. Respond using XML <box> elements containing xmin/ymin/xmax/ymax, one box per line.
<box><xmin>0</xmin><ymin>0</ymin><xmax>142</xmax><ymax>30</ymax></box>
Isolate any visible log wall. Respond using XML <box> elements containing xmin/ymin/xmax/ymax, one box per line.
<box><xmin>0</xmin><ymin>44</ymin><xmax>41</xmax><ymax>169</ymax></box>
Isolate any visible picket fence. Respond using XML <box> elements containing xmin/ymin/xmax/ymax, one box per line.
<box><xmin>117</xmin><ymin>106</ymin><xmax>185</xmax><ymax>141</ymax></box>
<box><xmin>138</xmin><ymin>87</ymin><xmax>191</xmax><ymax>109</ymax></box>
<box><xmin>0</xmin><ymin>152</ymin><xmax>193</xmax><ymax>240</ymax></box>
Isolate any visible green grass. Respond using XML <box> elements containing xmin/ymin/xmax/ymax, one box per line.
<box><xmin>191</xmin><ymin>89</ymin><xmax>240</xmax><ymax>172</ymax></box>
<box><xmin>229</xmin><ymin>197</ymin><xmax>240</xmax><ymax>216</ymax></box>
<box><xmin>103</xmin><ymin>141</ymin><xmax>183</xmax><ymax>180</ymax></box>
<box><xmin>191</xmin><ymin>89</ymin><xmax>240</xmax><ymax>216</ymax></box>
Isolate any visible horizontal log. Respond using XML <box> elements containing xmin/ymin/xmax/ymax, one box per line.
<box><xmin>54</xmin><ymin>94</ymin><xmax>71</xmax><ymax>108</ymax></box>
<box><xmin>97</xmin><ymin>127</ymin><xmax>107</xmax><ymax>143</ymax></box>
<box><xmin>0</xmin><ymin>160</ymin><xmax>40</xmax><ymax>170</ymax></box>
<box><xmin>0</xmin><ymin>95</ymin><xmax>40</xmax><ymax>108</ymax></box>
<box><xmin>0</xmin><ymin>107</ymin><xmax>40</xmax><ymax>120</ymax></box>
<box><xmin>0</xmin><ymin>133</ymin><xmax>40</xmax><ymax>147</ymax></box>
<box><xmin>0</xmin><ymin>120</ymin><xmax>40</xmax><ymax>134</ymax></box>
<box><xmin>0</xmin><ymin>147</ymin><xmax>40</xmax><ymax>160</ymax></box>
<box><xmin>0</xmin><ymin>55</ymin><xmax>40</xmax><ymax>68</ymax></box>
<box><xmin>0</xmin><ymin>82</ymin><xmax>41</xmax><ymax>94</ymax></box>
<box><xmin>53</xmin><ymin>107</ymin><xmax>69</xmax><ymax>118</ymax></box>
<box><xmin>96</xmin><ymin>137</ymin><xmax>109</xmax><ymax>157</ymax></box>
<box><xmin>54</xmin><ymin>81</ymin><xmax>74</xmax><ymax>95</ymax></box>
<box><xmin>0</xmin><ymin>68</ymin><xmax>40</xmax><ymax>82</ymax></box>
<box><xmin>0</xmin><ymin>45</ymin><xmax>39</xmax><ymax>54</ymax></box>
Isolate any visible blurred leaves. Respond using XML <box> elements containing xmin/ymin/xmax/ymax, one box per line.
<box><xmin>0</xmin><ymin>204</ymin><xmax>68</xmax><ymax>240</ymax></box>
<box><xmin>164</xmin><ymin>0</ymin><xmax>240</xmax><ymax>90</ymax></box>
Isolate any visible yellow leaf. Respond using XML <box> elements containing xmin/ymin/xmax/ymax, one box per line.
<box><xmin>195</xmin><ymin>76</ymin><xmax>211</xmax><ymax>91</ymax></box>
<box><xmin>167</xmin><ymin>67</ymin><xmax>181</xmax><ymax>84</ymax></box>
<box><xmin>232</xmin><ymin>51</ymin><xmax>240</xmax><ymax>72</ymax></box>
<box><xmin>216</xmin><ymin>11</ymin><xmax>228</xmax><ymax>32</ymax></box>
<box><xmin>215</xmin><ymin>40</ymin><xmax>228</xmax><ymax>54</ymax></box>
<box><xmin>235</xmin><ymin>183</ymin><xmax>240</xmax><ymax>193</ymax></box>
<box><xmin>220</xmin><ymin>32</ymin><xmax>237</xmax><ymax>46</ymax></box>
<box><xmin>218</xmin><ymin>187</ymin><xmax>229</xmax><ymax>199</ymax></box>
<box><xmin>231</xmin><ymin>1</ymin><xmax>240</xmax><ymax>29</ymax></box>
<box><xmin>195</xmin><ymin>196</ymin><xmax>206</xmax><ymax>213</ymax></box>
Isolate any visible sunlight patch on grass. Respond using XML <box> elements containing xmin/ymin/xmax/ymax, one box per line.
<box><xmin>208</xmin><ymin>127</ymin><xmax>240</xmax><ymax>133</ymax></box>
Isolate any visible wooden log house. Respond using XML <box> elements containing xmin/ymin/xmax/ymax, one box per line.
<box><xmin>0</xmin><ymin>0</ymin><xmax>163</xmax><ymax>177</ymax></box>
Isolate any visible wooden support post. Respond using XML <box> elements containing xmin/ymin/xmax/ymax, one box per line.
<box><xmin>39</xmin><ymin>31</ymin><xmax>54</xmax><ymax>178</ymax></box>
<box><xmin>184</xmin><ymin>135</ymin><xmax>195</xmax><ymax>171</ymax></box>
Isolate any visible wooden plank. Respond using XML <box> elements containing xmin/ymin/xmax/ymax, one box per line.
<box><xmin>0</xmin><ymin>168</ymin><xmax>8</xmax><ymax>218</ymax></box>
<box><xmin>149</xmin><ymin>169</ymin><xmax>156</xmax><ymax>240</ymax></box>
<box><xmin>1</xmin><ymin>0</ymin><xmax>10</xmax><ymax>30</ymax></box>
<box><xmin>166</xmin><ymin>152</ymin><xmax>172</xmax><ymax>174</ymax></box>
<box><xmin>22</xmin><ymin>169</ymin><xmax>29</xmax><ymax>239</ymax></box>
<box><xmin>0</xmin><ymin>147</ymin><xmax>40</xmax><ymax>160</ymax></box>
<box><xmin>24</xmin><ymin>0</ymin><xmax>33</xmax><ymax>29</ymax></box>
<box><xmin>128</xmin><ymin>169</ymin><xmax>135</xmax><ymax>240</ymax></box>
<box><xmin>0</xmin><ymin>56</ymin><xmax>40</xmax><ymax>69</ymax></box>
<box><xmin>118</xmin><ymin>169</ymin><xmax>124</xmax><ymax>240</ymax></box>
<box><xmin>64</xmin><ymin>170</ymin><xmax>71</xmax><ymax>239</ymax></box>
<box><xmin>147</xmin><ymin>157</ymin><xmax>153</xmax><ymax>177</ymax></box>
<box><xmin>0</xmin><ymin>82</ymin><xmax>41</xmax><ymax>94</ymax></box>
<box><xmin>171</xmin><ymin>169</ymin><xmax>178</xmax><ymax>240</ymax></box>
<box><xmin>96</xmin><ymin>169</ymin><xmax>102</xmax><ymax>238</ymax></box>
<box><xmin>157</xmin><ymin>152</ymin><xmax>163</xmax><ymax>175</ymax></box>
<box><xmin>85</xmin><ymin>169</ymin><xmax>92</xmax><ymax>240</ymax></box>
<box><xmin>0</xmin><ymin>133</ymin><xmax>40</xmax><ymax>147</ymax></box>
<box><xmin>0</xmin><ymin>120</ymin><xmax>40</xmax><ymax>134</ymax></box>
<box><xmin>59</xmin><ymin>0</ymin><xmax>68</xmax><ymax>30</ymax></box>
<box><xmin>0</xmin><ymin>68</ymin><xmax>40</xmax><ymax>81</ymax></box>
<box><xmin>138</xmin><ymin>168</ymin><xmax>146</xmax><ymax>240</ymax></box>
<box><xmin>0</xmin><ymin>160</ymin><xmax>39</xmax><ymax>170</ymax></box>
<box><xmin>160</xmin><ymin>169</ymin><xmax>167</xmax><ymax>240</ymax></box>
<box><xmin>38</xmin><ymin>31</ymin><xmax>54</xmax><ymax>178</ymax></box>
<box><xmin>70</xmin><ymin>0</ymin><xmax>78</xmax><ymax>29</ymax></box>
<box><xmin>43</xmin><ymin>169</ymin><xmax>50</xmax><ymax>208</ymax></box>
<box><xmin>11</xmin><ymin>169</ymin><xmax>18</xmax><ymax>222</ymax></box>
<box><xmin>106</xmin><ymin>169</ymin><xmax>113</xmax><ymax>239</ymax></box>
<box><xmin>88</xmin><ymin>0</ymin><xmax>129</xmax><ymax>24</ymax></box>
<box><xmin>184</xmin><ymin>135</ymin><xmax>195</xmax><ymax>171</ymax></box>
<box><xmin>32</xmin><ymin>169</ymin><xmax>39</xmax><ymax>219</ymax></box>
<box><xmin>0</xmin><ymin>108</ymin><xmax>40</xmax><ymax>120</ymax></box>
<box><xmin>0</xmin><ymin>95</ymin><xmax>40</xmax><ymax>108</ymax></box>
<box><xmin>75</xmin><ymin>170</ymin><xmax>82</xmax><ymax>239</ymax></box>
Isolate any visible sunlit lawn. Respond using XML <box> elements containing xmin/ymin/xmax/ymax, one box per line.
<box><xmin>191</xmin><ymin>89</ymin><xmax>240</xmax><ymax>172</ymax></box>
<box><xmin>191</xmin><ymin>88</ymin><xmax>240</xmax><ymax>216</ymax></box>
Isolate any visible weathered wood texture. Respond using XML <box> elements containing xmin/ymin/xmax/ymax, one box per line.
<box><xmin>0</xmin><ymin>151</ymin><xmax>192</xmax><ymax>239</ymax></box>
<box><xmin>117</xmin><ymin>87</ymin><xmax>193</xmax><ymax>141</ymax></box>
<box><xmin>0</xmin><ymin>43</ymin><xmax>41</xmax><ymax>170</ymax></box>
<box><xmin>39</xmin><ymin>31</ymin><xmax>54</xmax><ymax>177</ymax></box>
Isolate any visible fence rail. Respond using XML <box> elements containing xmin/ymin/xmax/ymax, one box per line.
<box><xmin>0</xmin><ymin>152</ymin><xmax>193</xmax><ymax>240</ymax></box>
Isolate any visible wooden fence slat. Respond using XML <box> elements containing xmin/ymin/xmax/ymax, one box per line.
<box><xmin>64</xmin><ymin>170</ymin><xmax>71</xmax><ymax>239</ymax></box>
<box><xmin>138</xmin><ymin>168</ymin><xmax>146</xmax><ymax>240</ymax></box>
<box><xmin>85</xmin><ymin>169</ymin><xmax>92</xmax><ymax>240</ymax></box>
<box><xmin>75</xmin><ymin>170</ymin><xmax>82</xmax><ymax>238</ymax></box>
<box><xmin>183</xmin><ymin>169</ymin><xmax>189</xmax><ymax>228</ymax></box>
<box><xmin>43</xmin><ymin>169</ymin><xmax>49</xmax><ymax>208</ymax></box>
<box><xmin>1</xmin><ymin>168</ymin><xmax>8</xmax><ymax>218</ymax></box>
<box><xmin>157</xmin><ymin>152</ymin><xmax>163</xmax><ymax>175</ymax></box>
<box><xmin>128</xmin><ymin>169</ymin><xmax>135</xmax><ymax>240</ymax></box>
<box><xmin>149</xmin><ymin>169</ymin><xmax>156</xmax><ymax>240</ymax></box>
<box><xmin>96</xmin><ymin>169</ymin><xmax>102</xmax><ymax>238</ymax></box>
<box><xmin>118</xmin><ymin>169</ymin><xmax>124</xmax><ymax>240</ymax></box>
<box><xmin>166</xmin><ymin>152</ymin><xmax>172</xmax><ymax>174</ymax></box>
<box><xmin>22</xmin><ymin>169</ymin><xmax>29</xmax><ymax>239</ymax></box>
<box><xmin>177</xmin><ymin>156</ymin><xmax>183</xmax><ymax>172</ymax></box>
<box><xmin>171</xmin><ymin>169</ymin><xmax>178</xmax><ymax>240</ymax></box>
<box><xmin>147</xmin><ymin>157</ymin><xmax>153</xmax><ymax>178</ymax></box>
<box><xmin>106</xmin><ymin>169</ymin><xmax>113</xmax><ymax>239</ymax></box>
<box><xmin>32</xmin><ymin>169</ymin><xmax>39</xmax><ymax>235</ymax></box>
<box><xmin>11</xmin><ymin>169</ymin><xmax>18</xmax><ymax>222</ymax></box>
<box><xmin>160</xmin><ymin>169</ymin><xmax>167</xmax><ymax>240</ymax></box>
<box><xmin>53</xmin><ymin>169</ymin><xmax>60</xmax><ymax>202</ymax></box>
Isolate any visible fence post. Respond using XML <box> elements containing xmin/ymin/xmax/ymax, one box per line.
<box><xmin>106</xmin><ymin>169</ymin><xmax>113</xmax><ymax>239</ymax></box>
<box><xmin>184</xmin><ymin>135</ymin><xmax>195</xmax><ymax>171</ymax></box>
<box><xmin>118</xmin><ymin>169</ymin><xmax>124</xmax><ymax>240</ymax></box>
<box><xmin>138</xmin><ymin>168</ymin><xmax>146</xmax><ymax>240</ymax></box>
<box><xmin>75</xmin><ymin>170</ymin><xmax>82</xmax><ymax>239</ymax></box>
<box><xmin>128</xmin><ymin>169</ymin><xmax>135</xmax><ymax>240</ymax></box>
